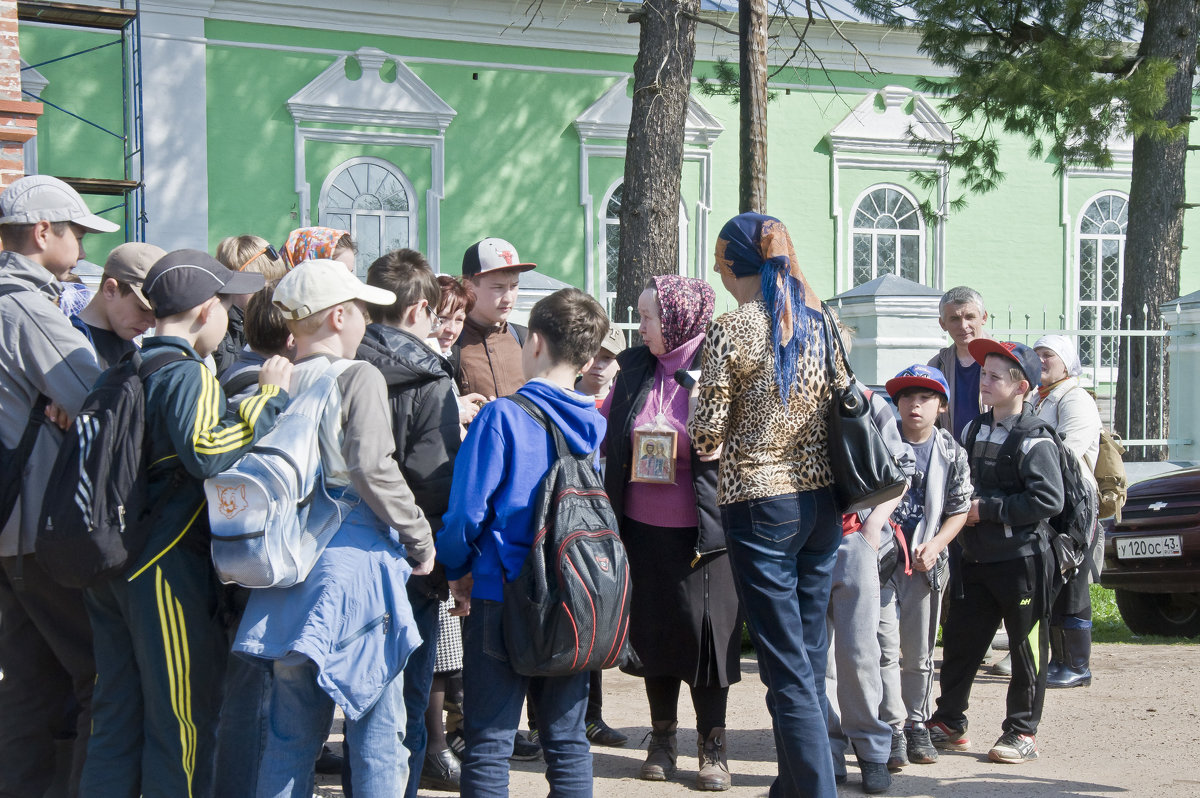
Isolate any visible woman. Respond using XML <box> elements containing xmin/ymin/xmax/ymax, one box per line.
<box><xmin>433</xmin><ymin>274</ymin><xmax>487</xmax><ymax>427</ymax></box>
<box><xmin>601</xmin><ymin>274</ymin><xmax>741</xmax><ymax>791</ymax></box>
<box><xmin>689</xmin><ymin>213</ymin><xmax>845</xmax><ymax>798</ymax></box>
<box><xmin>280</xmin><ymin>226</ymin><xmax>356</xmax><ymax>272</ymax></box>
<box><xmin>1032</xmin><ymin>334</ymin><xmax>1102</xmax><ymax>688</ymax></box>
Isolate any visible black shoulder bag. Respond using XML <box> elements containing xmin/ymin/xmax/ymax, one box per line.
<box><xmin>821</xmin><ymin>304</ymin><xmax>908</xmax><ymax>514</ymax></box>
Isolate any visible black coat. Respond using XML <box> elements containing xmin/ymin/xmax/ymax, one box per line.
<box><xmin>603</xmin><ymin>344</ymin><xmax>725</xmax><ymax>557</ymax></box>
<box><xmin>357</xmin><ymin>323</ymin><xmax>463</xmax><ymax>598</ymax></box>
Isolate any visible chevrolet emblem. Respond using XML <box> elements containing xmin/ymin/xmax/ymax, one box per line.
<box><xmin>1148</xmin><ymin>501</ymin><xmax>1169</xmax><ymax>511</ymax></box>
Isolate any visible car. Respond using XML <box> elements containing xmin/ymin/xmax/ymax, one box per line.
<box><xmin>1100</xmin><ymin>467</ymin><xmax>1200</xmax><ymax>637</ymax></box>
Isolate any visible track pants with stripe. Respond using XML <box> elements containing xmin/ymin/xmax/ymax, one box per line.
<box><xmin>79</xmin><ymin>544</ymin><xmax>227</xmax><ymax>798</ymax></box>
<box><xmin>932</xmin><ymin>547</ymin><xmax>1055</xmax><ymax>738</ymax></box>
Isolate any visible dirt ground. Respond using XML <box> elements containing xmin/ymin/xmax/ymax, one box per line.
<box><xmin>317</xmin><ymin>642</ymin><xmax>1200</xmax><ymax>797</ymax></box>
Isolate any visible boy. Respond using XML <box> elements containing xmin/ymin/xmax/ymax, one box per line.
<box><xmin>235</xmin><ymin>258</ymin><xmax>435</xmax><ymax>797</ymax></box>
<box><xmin>357</xmin><ymin>248</ymin><xmax>463</xmax><ymax>794</ymax></box>
<box><xmin>219</xmin><ymin>281</ymin><xmax>294</xmax><ymax>404</ymax></box>
<box><xmin>73</xmin><ymin>241</ymin><xmax>164</xmax><ymax>367</ymax></box>
<box><xmin>438</xmin><ymin>288</ymin><xmax>609</xmax><ymax>797</ymax></box>
<box><xmin>80</xmin><ymin>248</ymin><xmax>291</xmax><ymax>797</ymax></box>
<box><xmin>878</xmin><ymin>365</ymin><xmax>971</xmax><ymax>768</ymax></box>
<box><xmin>455</xmin><ymin>237</ymin><xmax>536</xmax><ymax>400</ymax></box>
<box><xmin>928</xmin><ymin>341</ymin><xmax>1064</xmax><ymax>764</ymax></box>
<box><xmin>576</xmin><ymin>325</ymin><xmax>625</xmax><ymax>404</ymax></box>
<box><xmin>0</xmin><ymin>174</ymin><xmax>116</xmax><ymax>797</ymax></box>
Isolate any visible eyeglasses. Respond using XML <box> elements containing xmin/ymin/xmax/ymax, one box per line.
<box><xmin>237</xmin><ymin>244</ymin><xmax>281</xmax><ymax>271</ymax></box>
<box><xmin>425</xmin><ymin>305</ymin><xmax>448</xmax><ymax>328</ymax></box>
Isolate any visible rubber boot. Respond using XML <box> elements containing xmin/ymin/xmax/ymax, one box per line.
<box><xmin>696</xmin><ymin>727</ymin><xmax>731</xmax><ymax>791</ymax></box>
<box><xmin>1048</xmin><ymin>627</ymin><xmax>1092</xmax><ymax>688</ymax></box>
<box><xmin>639</xmin><ymin>720</ymin><xmax>677</xmax><ymax>781</ymax></box>
<box><xmin>1046</xmin><ymin>625</ymin><xmax>1066</xmax><ymax>682</ymax></box>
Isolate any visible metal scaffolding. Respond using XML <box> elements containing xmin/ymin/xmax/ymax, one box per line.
<box><xmin>17</xmin><ymin>0</ymin><xmax>145</xmax><ymax>241</ymax></box>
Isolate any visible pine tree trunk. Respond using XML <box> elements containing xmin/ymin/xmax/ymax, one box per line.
<box><xmin>739</xmin><ymin>0</ymin><xmax>768</xmax><ymax>214</ymax></box>
<box><xmin>1117</xmin><ymin>0</ymin><xmax>1198</xmax><ymax>461</ymax></box>
<box><xmin>616</xmin><ymin>0</ymin><xmax>698</xmax><ymax>324</ymax></box>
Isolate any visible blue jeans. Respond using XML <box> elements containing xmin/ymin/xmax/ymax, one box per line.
<box><xmin>721</xmin><ymin>488</ymin><xmax>841</xmax><ymax>798</ymax></box>
<box><xmin>256</xmin><ymin>657</ymin><xmax>407</xmax><ymax>798</ymax></box>
<box><xmin>402</xmin><ymin>587</ymin><xmax>441</xmax><ymax>798</ymax></box>
<box><xmin>461</xmin><ymin>600</ymin><xmax>591</xmax><ymax>798</ymax></box>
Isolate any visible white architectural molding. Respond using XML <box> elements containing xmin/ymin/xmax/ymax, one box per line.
<box><xmin>575</xmin><ymin>80</ymin><xmax>720</xmax><ymax>297</ymax></box>
<box><xmin>287</xmin><ymin>47</ymin><xmax>456</xmax><ymax>132</ymax></box>
<box><xmin>287</xmin><ymin>49</ymin><xmax>455</xmax><ymax>270</ymax></box>
<box><xmin>139</xmin><ymin>5</ymin><xmax>213</xmax><ymax>248</ymax></box>
<box><xmin>828</xmin><ymin>86</ymin><xmax>952</xmax><ymax>294</ymax></box>
<box><xmin>19</xmin><ymin>60</ymin><xmax>48</xmax><ymax>175</ymax></box>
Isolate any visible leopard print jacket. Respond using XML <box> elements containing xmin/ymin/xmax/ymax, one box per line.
<box><xmin>687</xmin><ymin>300</ymin><xmax>848</xmax><ymax>506</ymax></box>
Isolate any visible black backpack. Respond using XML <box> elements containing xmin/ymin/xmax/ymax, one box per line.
<box><xmin>37</xmin><ymin>348</ymin><xmax>188</xmax><ymax>588</ymax></box>
<box><xmin>501</xmin><ymin>393</ymin><xmax>633</xmax><ymax>677</ymax></box>
<box><xmin>966</xmin><ymin>412</ymin><xmax>1098</xmax><ymax>582</ymax></box>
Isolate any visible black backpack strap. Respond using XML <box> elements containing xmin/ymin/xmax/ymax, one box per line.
<box><xmin>507</xmin><ymin>393</ymin><xmax>571</xmax><ymax>460</ymax></box>
<box><xmin>221</xmin><ymin>370</ymin><xmax>260</xmax><ymax>399</ymax></box>
<box><xmin>136</xmin><ymin>348</ymin><xmax>189</xmax><ymax>380</ymax></box>
<box><xmin>509</xmin><ymin>323</ymin><xmax>527</xmax><ymax>347</ymax></box>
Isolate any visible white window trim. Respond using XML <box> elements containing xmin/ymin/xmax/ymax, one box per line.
<box><xmin>1074</xmin><ymin>189</ymin><xmax>1129</xmax><ymax>383</ymax></box>
<box><xmin>317</xmin><ymin>155</ymin><xmax>419</xmax><ymax>269</ymax></box>
<box><xmin>847</xmin><ymin>183</ymin><xmax>926</xmax><ymax>287</ymax></box>
<box><xmin>598</xmin><ymin>179</ymin><xmax>689</xmax><ymax>319</ymax></box>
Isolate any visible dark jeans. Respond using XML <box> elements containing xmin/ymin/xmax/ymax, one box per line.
<box><xmin>934</xmin><ymin>549</ymin><xmax>1054</xmax><ymax>737</ymax></box>
<box><xmin>461</xmin><ymin>600</ymin><xmax>591</xmax><ymax>797</ymax></box>
<box><xmin>401</xmin><ymin>587</ymin><xmax>441</xmax><ymax>798</ymax></box>
<box><xmin>721</xmin><ymin>488</ymin><xmax>841</xmax><ymax>798</ymax></box>
<box><xmin>0</xmin><ymin>555</ymin><xmax>94</xmax><ymax>798</ymax></box>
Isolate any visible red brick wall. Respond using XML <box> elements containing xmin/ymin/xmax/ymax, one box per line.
<box><xmin>0</xmin><ymin>0</ymin><xmax>40</xmax><ymax>190</ymax></box>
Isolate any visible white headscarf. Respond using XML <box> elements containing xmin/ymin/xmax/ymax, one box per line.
<box><xmin>1033</xmin><ymin>334</ymin><xmax>1082</xmax><ymax>379</ymax></box>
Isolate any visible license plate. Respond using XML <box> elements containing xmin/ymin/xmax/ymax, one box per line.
<box><xmin>1115</xmin><ymin>535</ymin><xmax>1183</xmax><ymax>559</ymax></box>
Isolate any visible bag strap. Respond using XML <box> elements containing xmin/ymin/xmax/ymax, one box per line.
<box><xmin>507</xmin><ymin>393</ymin><xmax>571</xmax><ymax>461</ymax></box>
<box><xmin>221</xmin><ymin>370</ymin><xmax>260</xmax><ymax>399</ymax></box>
<box><xmin>819</xmin><ymin>303</ymin><xmax>855</xmax><ymax>384</ymax></box>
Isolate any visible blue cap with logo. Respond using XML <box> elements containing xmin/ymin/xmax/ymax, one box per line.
<box><xmin>886</xmin><ymin>364</ymin><xmax>950</xmax><ymax>400</ymax></box>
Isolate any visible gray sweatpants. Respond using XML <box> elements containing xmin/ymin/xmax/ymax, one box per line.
<box><xmin>825</xmin><ymin>532</ymin><xmax>892</xmax><ymax>767</ymax></box>
<box><xmin>878</xmin><ymin>560</ymin><xmax>946</xmax><ymax>728</ymax></box>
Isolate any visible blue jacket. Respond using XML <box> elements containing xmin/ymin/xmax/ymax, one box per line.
<box><xmin>437</xmin><ymin>378</ymin><xmax>606</xmax><ymax>601</ymax></box>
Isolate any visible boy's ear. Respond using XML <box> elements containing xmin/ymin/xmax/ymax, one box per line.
<box><xmin>579</xmin><ymin>355</ymin><xmax>595</xmax><ymax>375</ymax></box>
<box><xmin>196</xmin><ymin>295</ymin><xmax>221</xmax><ymax>323</ymax></box>
<box><xmin>100</xmin><ymin>277</ymin><xmax>120</xmax><ymax>300</ymax></box>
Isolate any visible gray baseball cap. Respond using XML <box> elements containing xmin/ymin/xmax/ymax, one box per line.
<box><xmin>0</xmin><ymin>175</ymin><xmax>121</xmax><ymax>233</ymax></box>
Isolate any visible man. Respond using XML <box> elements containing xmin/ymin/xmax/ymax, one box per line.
<box><xmin>0</xmin><ymin>174</ymin><xmax>118</xmax><ymax>798</ymax></box>
<box><xmin>72</xmin><ymin>242</ymin><xmax>164</xmax><ymax>368</ymax></box>
<box><xmin>455</xmin><ymin>237</ymin><xmax>536</xmax><ymax>400</ymax></box>
<box><xmin>927</xmin><ymin>286</ymin><xmax>989</xmax><ymax>440</ymax></box>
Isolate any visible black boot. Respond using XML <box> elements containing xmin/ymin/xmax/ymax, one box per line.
<box><xmin>1046</xmin><ymin>625</ymin><xmax>1066</xmax><ymax>682</ymax></box>
<box><xmin>1048</xmin><ymin>627</ymin><xmax>1092</xmax><ymax>688</ymax></box>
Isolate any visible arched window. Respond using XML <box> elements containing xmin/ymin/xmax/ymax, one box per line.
<box><xmin>319</xmin><ymin>157</ymin><xmax>417</xmax><ymax>278</ymax></box>
<box><xmin>1077</xmin><ymin>192</ymin><xmax>1128</xmax><ymax>370</ymax></box>
<box><xmin>850</xmin><ymin>185</ymin><xmax>923</xmax><ymax>286</ymax></box>
<box><xmin>600</xmin><ymin>182</ymin><xmax>688</xmax><ymax>317</ymax></box>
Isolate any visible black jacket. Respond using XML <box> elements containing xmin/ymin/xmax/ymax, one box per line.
<box><xmin>357</xmin><ymin>323</ymin><xmax>462</xmax><ymax>598</ymax></box>
<box><xmin>604</xmin><ymin>345</ymin><xmax>725</xmax><ymax>557</ymax></box>
<box><xmin>212</xmin><ymin>304</ymin><xmax>246</xmax><ymax>378</ymax></box>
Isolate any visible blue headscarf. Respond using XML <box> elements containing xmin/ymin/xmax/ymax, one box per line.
<box><xmin>715</xmin><ymin>213</ymin><xmax>822</xmax><ymax>406</ymax></box>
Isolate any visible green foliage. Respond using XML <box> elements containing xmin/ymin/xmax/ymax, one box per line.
<box><xmin>851</xmin><ymin>0</ymin><xmax>1185</xmax><ymax>198</ymax></box>
<box><xmin>696</xmin><ymin>57</ymin><xmax>779</xmax><ymax>104</ymax></box>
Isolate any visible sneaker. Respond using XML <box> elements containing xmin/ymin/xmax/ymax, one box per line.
<box><xmin>857</xmin><ymin>759</ymin><xmax>892</xmax><ymax>795</ymax></box>
<box><xmin>886</xmin><ymin>729</ymin><xmax>906</xmax><ymax>771</ymax></box>
<box><xmin>446</xmin><ymin>728</ymin><xmax>466</xmax><ymax>760</ymax></box>
<box><xmin>988</xmin><ymin>731</ymin><xmax>1038</xmax><ymax>764</ymax></box>
<box><xmin>905</xmin><ymin>726</ymin><xmax>938</xmax><ymax>764</ymax></box>
<box><xmin>511</xmin><ymin>731</ymin><xmax>541</xmax><ymax>761</ymax></box>
<box><xmin>585</xmin><ymin>718</ymin><xmax>628</xmax><ymax>747</ymax></box>
<box><xmin>927</xmin><ymin>720</ymin><xmax>970</xmax><ymax>751</ymax></box>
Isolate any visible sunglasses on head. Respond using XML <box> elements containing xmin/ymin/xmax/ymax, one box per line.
<box><xmin>237</xmin><ymin>244</ymin><xmax>281</xmax><ymax>271</ymax></box>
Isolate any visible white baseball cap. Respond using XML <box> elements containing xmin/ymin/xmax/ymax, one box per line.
<box><xmin>272</xmin><ymin>258</ymin><xmax>397</xmax><ymax>320</ymax></box>
<box><xmin>0</xmin><ymin>175</ymin><xmax>121</xmax><ymax>233</ymax></box>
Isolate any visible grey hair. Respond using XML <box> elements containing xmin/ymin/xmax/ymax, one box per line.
<box><xmin>939</xmin><ymin>285</ymin><xmax>986</xmax><ymax>316</ymax></box>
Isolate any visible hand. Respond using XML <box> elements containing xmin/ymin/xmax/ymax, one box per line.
<box><xmin>44</xmin><ymin>401</ymin><xmax>71</xmax><ymax>430</ymax></box>
<box><xmin>911</xmin><ymin>542</ymin><xmax>941</xmax><ymax>572</ymax></box>
<box><xmin>411</xmin><ymin>554</ymin><xmax>435</xmax><ymax>576</ymax></box>
<box><xmin>965</xmin><ymin>499</ymin><xmax>981</xmax><ymax>526</ymax></box>
<box><xmin>458</xmin><ymin>393</ymin><xmax>487</xmax><ymax>425</ymax></box>
<box><xmin>448</xmin><ymin>575</ymin><xmax>473</xmax><ymax>617</ymax></box>
<box><xmin>258</xmin><ymin>355</ymin><xmax>293</xmax><ymax>391</ymax></box>
<box><xmin>696</xmin><ymin>442</ymin><xmax>723</xmax><ymax>462</ymax></box>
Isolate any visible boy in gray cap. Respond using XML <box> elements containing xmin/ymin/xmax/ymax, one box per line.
<box><xmin>0</xmin><ymin>174</ymin><xmax>117</xmax><ymax>798</ymax></box>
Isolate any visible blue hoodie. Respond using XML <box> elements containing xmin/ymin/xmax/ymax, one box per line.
<box><xmin>437</xmin><ymin>378</ymin><xmax>606</xmax><ymax>601</ymax></box>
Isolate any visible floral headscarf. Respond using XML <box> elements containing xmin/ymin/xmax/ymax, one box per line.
<box><xmin>281</xmin><ymin>226</ymin><xmax>350</xmax><ymax>269</ymax></box>
<box><xmin>651</xmin><ymin>274</ymin><xmax>715</xmax><ymax>353</ymax></box>
<box><xmin>715</xmin><ymin>213</ymin><xmax>822</xmax><ymax>406</ymax></box>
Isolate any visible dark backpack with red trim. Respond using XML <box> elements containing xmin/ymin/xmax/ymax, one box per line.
<box><xmin>501</xmin><ymin>394</ymin><xmax>632</xmax><ymax>677</ymax></box>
